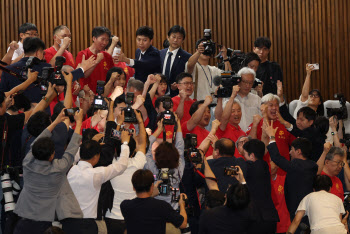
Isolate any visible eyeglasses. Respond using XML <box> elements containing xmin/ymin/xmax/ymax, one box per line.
<box><xmin>330</xmin><ymin>160</ymin><xmax>345</xmax><ymax>167</ymax></box>
<box><xmin>237</xmin><ymin>140</ymin><xmax>248</xmax><ymax>146</ymax></box>
<box><xmin>24</xmin><ymin>32</ymin><xmax>39</xmax><ymax>37</ymax></box>
<box><xmin>310</xmin><ymin>94</ymin><xmax>320</xmax><ymax>98</ymax></box>
<box><xmin>241</xmin><ymin>80</ymin><xmax>254</xmax><ymax>86</ymax></box>
<box><xmin>179</xmin><ymin>82</ymin><xmax>195</xmax><ymax>86</ymax></box>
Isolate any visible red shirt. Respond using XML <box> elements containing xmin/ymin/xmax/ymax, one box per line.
<box><xmin>156</xmin><ymin>125</ymin><xmax>175</xmax><ymax>139</ymax></box>
<box><xmin>172</xmin><ymin>96</ymin><xmax>195</xmax><ymax>124</ymax></box>
<box><xmin>81</xmin><ymin>117</ymin><xmax>100</xmax><ymax>133</ymax></box>
<box><xmin>321</xmin><ymin>171</ymin><xmax>344</xmax><ymax>201</ymax></box>
<box><xmin>246</xmin><ymin>119</ymin><xmax>296</xmax><ymax>175</ymax></box>
<box><xmin>271</xmin><ymin>174</ymin><xmax>291</xmax><ymax>233</ymax></box>
<box><xmin>181</xmin><ymin>121</ymin><xmax>213</xmax><ymax>157</ymax></box>
<box><xmin>76</xmin><ymin>48</ymin><xmax>114</xmax><ymax>92</ymax></box>
<box><xmin>115</xmin><ymin>61</ymin><xmax>135</xmax><ymax>89</ymax></box>
<box><xmin>216</xmin><ymin>123</ymin><xmax>245</xmax><ymax>159</ymax></box>
<box><xmin>44</xmin><ymin>46</ymin><xmax>75</xmax><ymax>68</ymax></box>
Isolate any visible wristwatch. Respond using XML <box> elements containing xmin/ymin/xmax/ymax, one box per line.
<box><xmin>269</xmin><ymin>136</ymin><xmax>276</xmax><ymax>140</ymax></box>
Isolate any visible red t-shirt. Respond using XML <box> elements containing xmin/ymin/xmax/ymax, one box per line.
<box><xmin>156</xmin><ymin>125</ymin><xmax>175</xmax><ymax>139</ymax></box>
<box><xmin>181</xmin><ymin>121</ymin><xmax>213</xmax><ymax>157</ymax></box>
<box><xmin>271</xmin><ymin>174</ymin><xmax>291</xmax><ymax>233</ymax></box>
<box><xmin>115</xmin><ymin>61</ymin><xmax>135</xmax><ymax>89</ymax></box>
<box><xmin>44</xmin><ymin>46</ymin><xmax>75</xmax><ymax>68</ymax></box>
<box><xmin>81</xmin><ymin>117</ymin><xmax>100</xmax><ymax>133</ymax></box>
<box><xmin>246</xmin><ymin>119</ymin><xmax>296</xmax><ymax>176</ymax></box>
<box><xmin>76</xmin><ymin>48</ymin><xmax>114</xmax><ymax>92</ymax></box>
<box><xmin>216</xmin><ymin>123</ymin><xmax>245</xmax><ymax>159</ymax></box>
<box><xmin>172</xmin><ymin>96</ymin><xmax>195</xmax><ymax>125</ymax></box>
<box><xmin>321</xmin><ymin>171</ymin><xmax>344</xmax><ymax>201</ymax></box>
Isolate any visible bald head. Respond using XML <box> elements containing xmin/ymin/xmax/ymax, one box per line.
<box><xmin>214</xmin><ymin>138</ymin><xmax>235</xmax><ymax>158</ymax></box>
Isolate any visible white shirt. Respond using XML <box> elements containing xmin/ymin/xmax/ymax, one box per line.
<box><xmin>162</xmin><ymin>47</ymin><xmax>180</xmax><ymax>75</ymax></box>
<box><xmin>67</xmin><ymin>144</ymin><xmax>129</xmax><ymax>218</ymax></box>
<box><xmin>7</xmin><ymin>41</ymin><xmax>23</xmax><ymax>60</ymax></box>
<box><xmin>128</xmin><ymin>51</ymin><xmax>146</xmax><ymax>67</ymax></box>
<box><xmin>234</xmin><ymin>93</ymin><xmax>261</xmax><ymax>132</ymax></box>
<box><xmin>293</xmin><ymin>95</ymin><xmax>309</xmax><ymax>119</ymax></box>
<box><xmin>297</xmin><ymin>190</ymin><xmax>346</xmax><ymax>231</ymax></box>
<box><xmin>186</xmin><ymin>62</ymin><xmax>222</xmax><ymax>101</ymax></box>
<box><xmin>105</xmin><ymin>151</ymin><xmax>146</xmax><ymax>220</ymax></box>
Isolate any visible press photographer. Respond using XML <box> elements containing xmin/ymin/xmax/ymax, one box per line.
<box><xmin>154</xmin><ymin>95</ymin><xmax>177</xmax><ymax>141</ymax></box>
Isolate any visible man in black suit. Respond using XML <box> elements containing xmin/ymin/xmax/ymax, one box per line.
<box><xmin>117</xmin><ymin>26</ymin><xmax>161</xmax><ymax>83</ymax></box>
<box><xmin>160</xmin><ymin>25</ymin><xmax>191</xmax><ymax>97</ymax></box>
<box><xmin>242</xmin><ymin>139</ymin><xmax>279</xmax><ymax>234</ymax></box>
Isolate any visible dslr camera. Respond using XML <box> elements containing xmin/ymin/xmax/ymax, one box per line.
<box><xmin>184</xmin><ymin>134</ymin><xmax>202</xmax><ymax>164</ymax></box>
<box><xmin>20</xmin><ymin>56</ymin><xmax>42</xmax><ymax>81</ymax></box>
<box><xmin>157</xmin><ymin>96</ymin><xmax>176</xmax><ymax>125</ymax></box>
<box><xmin>326</xmin><ymin>93</ymin><xmax>348</xmax><ymax>120</ymax></box>
<box><xmin>123</xmin><ymin>92</ymin><xmax>138</xmax><ymax>123</ymax></box>
<box><xmin>158</xmin><ymin>168</ymin><xmax>173</xmax><ymax>196</ymax></box>
<box><xmin>224</xmin><ymin>166</ymin><xmax>239</xmax><ymax>176</ymax></box>
<box><xmin>93</xmin><ymin>81</ymin><xmax>108</xmax><ymax>110</ymax></box>
<box><xmin>202</xmin><ymin>29</ymin><xmax>216</xmax><ymax>56</ymax></box>
<box><xmin>40</xmin><ymin>56</ymin><xmax>67</xmax><ymax>95</ymax></box>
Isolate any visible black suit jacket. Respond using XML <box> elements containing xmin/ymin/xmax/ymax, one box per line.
<box><xmin>133</xmin><ymin>46</ymin><xmax>162</xmax><ymax>83</ymax></box>
<box><xmin>160</xmin><ymin>48</ymin><xmax>191</xmax><ymax>97</ymax></box>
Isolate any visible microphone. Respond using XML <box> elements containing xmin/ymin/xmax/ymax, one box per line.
<box><xmin>213</xmin><ymin>75</ymin><xmax>222</xmax><ymax>86</ymax></box>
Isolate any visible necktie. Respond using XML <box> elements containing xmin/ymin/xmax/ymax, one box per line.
<box><xmin>164</xmin><ymin>52</ymin><xmax>173</xmax><ymax>79</ymax></box>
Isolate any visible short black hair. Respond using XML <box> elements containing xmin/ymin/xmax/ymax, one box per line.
<box><xmin>82</xmin><ymin>128</ymin><xmax>99</xmax><ymax>142</ymax></box>
<box><xmin>243</xmin><ymin>52</ymin><xmax>261</xmax><ymax>66</ymax></box>
<box><xmin>214</xmin><ymin>138</ymin><xmax>235</xmax><ymax>157</ymax></box>
<box><xmin>154</xmin><ymin>95</ymin><xmax>173</xmax><ymax>109</ymax></box>
<box><xmin>80</xmin><ymin>140</ymin><xmax>101</xmax><ymax>160</ymax></box>
<box><xmin>297</xmin><ymin>106</ymin><xmax>317</xmax><ymax>122</ymax></box>
<box><xmin>136</xmin><ymin>26</ymin><xmax>154</xmax><ymax>40</ymax></box>
<box><xmin>114</xmin><ymin>94</ymin><xmax>126</xmax><ymax>109</ymax></box>
<box><xmin>176</xmin><ymin>72</ymin><xmax>193</xmax><ymax>84</ymax></box>
<box><xmin>32</xmin><ymin>137</ymin><xmax>55</xmax><ymax>161</ymax></box>
<box><xmin>195</xmin><ymin>38</ymin><xmax>206</xmax><ymax>49</ymax></box>
<box><xmin>27</xmin><ymin>111</ymin><xmax>51</xmax><ymax>137</ymax></box>
<box><xmin>23</xmin><ymin>37</ymin><xmax>46</xmax><ymax>54</ymax></box>
<box><xmin>309</xmin><ymin>89</ymin><xmax>324</xmax><ymax>116</ymax></box>
<box><xmin>132</xmin><ymin>169</ymin><xmax>154</xmax><ymax>193</ymax></box>
<box><xmin>291</xmin><ymin>137</ymin><xmax>312</xmax><ymax>159</ymax></box>
<box><xmin>53</xmin><ymin>25</ymin><xmax>69</xmax><ymax>36</ymax></box>
<box><xmin>205</xmin><ymin>190</ymin><xmax>225</xmax><ymax>209</ymax></box>
<box><xmin>168</xmin><ymin>25</ymin><xmax>186</xmax><ymax>39</ymax></box>
<box><xmin>254</xmin><ymin>37</ymin><xmax>271</xmax><ymax>49</ymax></box>
<box><xmin>189</xmin><ymin>100</ymin><xmax>205</xmax><ymax>116</ymax></box>
<box><xmin>242</xmin><ymin>139</ymin><xmax>265</xmax><ymax>160</ymax></box>
<box><xmin>11</xmin><ymin>93</ymin><xmax>31</xmax><ymax>111</ymax></box>
<box><xmin>313</xmin><ymin>175</ymin><xmax>332</xmax><ymax>192</ymax></box>
<box><xmin>18</xmin><ymin>22</ymin><xmax>38</xmax><ymax>35</ymax></box>
<box><xmin>314</xmin><ymin>116</ymin><xmax>329</xmax><ymax>136</ymax></box>
<box><xmin>226</xmin><ymin>183</ymin><xmax>250</xmax><ymax>210</ymax></box>
<box><xmin>106</xmin><ymin>67</ymin><xmax>125</xmax><ymax>84</ymax></box>
<box><xmin>92</xmin><ymin>26</ymin><xmax>111</xmax><ymax>38</ymax></box>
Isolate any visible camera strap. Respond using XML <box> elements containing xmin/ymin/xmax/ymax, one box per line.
<box><xmin>197</xmin><ymin>62</ymin><xmax>213</xmax><ymax>89</ymax></box>
<box><xmin>1</xmin><ymin>117</ymin><xmax>8</xmax><ymax>169</ymax></box>
<box><xmin>162</xmin><ymin>122</ymin><xmax>178</xmax><ymax>144</ymax></box>
<box><xmin>194</xmin><ymin>66</ymin><xmax>199</xmax><ymax>100</ymax></box>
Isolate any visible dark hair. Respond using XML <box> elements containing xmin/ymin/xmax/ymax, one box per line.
<box><xmin>92</xmin><ymin>26</ymin><xmax>111</xmax><ymax>38</ymax></box>
<box><xmin>313</xmin><ymin>175</ymin><xmax>332</xmax><ymax>192</ymax></box>
<box><xmin>155</xmin><ymin>141</ymin><xmax>180</xmax><ymax>169</ymax></box>
<box><xmin>106</xmin><ymin>67</ymin><xmax>125</xmax><ymax>84</ymax></box>
<box><xmin>44</xmin><ymin>226</ymin><xmax>65</xmax><ymax>234</ymax></box>
<box><xmin>27</xmin><ymin>111</ymin><xmax>51</xmax><ymax>137</ymax></box>
<box><xmin>297</xmin><ymin>106</ymin><xmax>317</xmax><ymax>122</ymax></box>
<box><xmin>176</xmin><ymin>72</ymin><xmax>193</xmax><ymax>84</ymax></box>
<box><xmin>113</xmin><ymin>94</ymin><xmax>126</xmax><ymax>109</ymax></box>
<box><xmin>189</xmin><ymin>100</ymin><xmax>205</xmax><ymax>116</ymax></box>
<box><xmin>214</xmin><ymin>138</ymin><xmax>235</xmax><ymax>157</ymax></box>
<box><xmin>309</xmin><ymin>89</ymin><xmax>324</xmax><ymax>116</ymax></box>
<box><xmin>7</xmin><ymin>93</ymin><xmax>31</xmax><ymax>112</ymax></box>
<box><xmin>23</xmin><ymin>37</ymin><xmax>46</xmax><ymax>54</ymax></box>
<box><xmin>150</xmin><ymin>74</ymin><xmax>167</xmax><ymax>95</ymax></box>
<box><xmin>82</xmin><ymin>128</ymin><xmax>99</xmax><ymax>142</ymax></box>
<box><xmin>291</xmin><ymin>137</ymin><xmax>312</xmax><ymax>159</ymax></box>
<box><xmin>80</xmin><ymin>140</ymin><xmax>101</xmax><ymax>160</ymax></box>
<box><xmin>52</xmin><ymin>25</ymin><xmax>69</xmax><ymax>36</ymax></box>
<box><xmin>136</xmin><ymin>26</ymin><xmax>154</xmax><ymax>40</ymax></box>
<box><xmin>195</xmin><ymin>38</ymin><xmax>206</xmax><ymax>49</ymax></box>
<box><xmin>18</xmin><ymin>22</ymin><xmax>38</xmax><ymax>35</ymax></box>
<box><xmin>242</xmin><ymin>139</ymin><xmax>265</xmax><ymax>160</ymax></box>
<box><xmin>226</xmin><ymin>183</ymin><xmax>250</xmax><ymax>210</ymax></box>
<box><xmin>243</xmin><ymin>52</ymin><xmax>261</xmax><ymax>66</ymax></box>
<box><xmin>254</xmin><ymin>37</ymin><xmax>271</xmax><ymax>49</ymax></box>
<box><xmin>205</xmin><ymin>190</ymin><xmax>225</xmax><ymax>209</ymax></box>
<box><xmin>32</xmin><ymin>137</ymin><xmax>55</xmax><ymax>161</ymax></box>
<box><xmin>132</xmin><ymin>169</ymin><xmax>155</xmax><ymax>193</ymax></box>
<box><xmin>168</xmin><ymin>25</ymin><xmax>186</xmax><ymax>39</ymax></box>
<box><xmin>163</xmin><ymin>39</ymin><xmax>169</xmax><ymax>49</ymax></box>
<box><xmin>154</xmin><ymin>95</ymin><xmax>173</xmax><ymax>110</ymax></box>
<box><xmin>314</xmin><ymin>116</ymin><xmax>329</xmax><ymax>136</ymax></box>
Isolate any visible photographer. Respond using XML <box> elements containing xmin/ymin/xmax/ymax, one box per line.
<box><xmin>153</xmin><ymin>95</ymin><xmax>177</xmax><ymax>141</ymax></box>
<box><xmin>120</xmin><ymin>169</ymin><xmax>187</xmax><ymax>234</ymax></box>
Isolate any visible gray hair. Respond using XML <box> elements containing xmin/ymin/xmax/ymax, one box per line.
<box><xmin>235</xmin><ymin>135</ymin><xmax>252</xmax><ymax>149</ymax></box>
<box><xmin>127</xmin><ymin>78</ymin><xmax>144</xmax><ymax>92</ymax></box>
<box><xmin>222</xmin><ymin>100</ymin><xmax>241</xmax><ymax>109</ymax></box>
<box><xmin>237</xmin><ymin>67</ymin><xmax>256</xmax><ymax>79</ymax></box>
<box><xmin>261</xmin><ymin>93</ymin><xmax>281</xmax><ymax>104</ymax></box>
<box><xmin>325</xmin><ymin>147</ymin><xmax>345</xmax><ymax>161</ymax></box>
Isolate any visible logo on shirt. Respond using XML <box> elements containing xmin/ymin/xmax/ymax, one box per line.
<box><xmin>278</xmin><ymin>185</ymin><xmax>284</xmax><ymax>195</ymax></box>
<box><xmin>103</xmin><ymin>61</ymin><xmax>108</xmax><ymax>70</ymax></box>
<box><xmin>336</xmin><ymin>183</ymin><xmax>340</xmax><ymax>191</ymax></box>
<box><xmin>278</xmin><ymin>130</ymin><xmax>286</xmax><ymax>139</ymax></box>
<box><xmin>124</xmin><ymin>67</ymin><xmax>129</xmax><ymax>75</ymax></box>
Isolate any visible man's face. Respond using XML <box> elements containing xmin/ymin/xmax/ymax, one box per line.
<box><xmin>157</xmin><ymin>82</ymin><xmax>167</xmax><ymax>96</ymax></box>
<box><xmin>238</xmin><ymin>73</ymin><xmax>255</xmax><ymax>96</ymax></box>
<box><xmin>229</xmin><ymin>103</ymin><xmax>242</xmax><ymax>126</ymax></box>
<box><xmin>114</xmin><ymin>102</ymin><xmax>126</xmax><ymax>120</ymax></box>
<box><xmin>20</xmin><ymin>30</ymin><xmax>39</xmax><ymax>41</ymax></box>
<box><xmin>54</xmin><ymin>28</ymin><xmax>71</xmax><ymax>45</ymax></box>
<box><xmin>177</xmin><ymin>77</ymin><xmax>194</xmax><ymax>96</ymax></box>
<box><xmin>35</xmin><ymin>48</ymin><xmax>45</xmax><ymax>60</ymax></box>
<box><xmin>243</xmin><ymin>149</ymin><xmax>255</xmax><ymax>161</ymax></box>
<box><xmin>308</xmin><ymin>91</ymin><xmax>321</xmax><ymax>107</ymax></box>
<box><xmin>296</xmin><ymin>113</ymin><xmax>314</xmax><ymax>130</ymax></box>
<box><xmin>325</xmin><ymin>155</ymin><xmax>344</xmax><ymax>177</ymax></box>
<box><xmin>93</xmin><ymin>33</ymin><xmax>110</xmax><ymax>51</ymax></box>
<box><xmin>136</xmin><ymin>35</ymin><xmax>152</xmax><ymax>52</ymax></box>
<box><xmin>80</xmin><ymin>93</ymin><xmax>93</xmax><ymax>111</ymax></box>
<box><xmin>167</xmin><ymin>32</ymin><xmax>184</xmax><ymax>50</ymax></box>
<box><xmin>247</xmin><ymin>60</ymin><xmax>260</xmax><ymax>72</ymax></box>
<box><xmin>253</xmin><ymin>46</ymin><xmax>270</xmax><ymax>62</ymax></box>
<box><xmin>198</xmin><ymin>104</ymin><xmax>211</xmax><ymax>127</ymax></box>
<box><xmin>266</xmin><ymin>99</ymin><xmax>279</xmax><ymax>120</ymax></box>
<box><xmin>289</xmin><ymin>147</ymin><xmax>298</xmax><ymax>160</ymax></box>
<box><xmin>237</xmin><ymin>137</ymin><xmax>249</xmax><ymax>155</ymax></box>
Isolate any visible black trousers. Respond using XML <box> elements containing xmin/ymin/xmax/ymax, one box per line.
<box><xmin>105</xmin><ymin>217</ymin><xmax>126</xmax><ymax>234</ymax></box>
<box><xmin>248</xmin><ymin>220</ymin><xmax>277</xmax><ymax>234</ymax></box>
<box><xmin>61</xmin><ymin>218</ymin><xmax>98</xmax><ymax>234</ymax></box>
<box><xmin>13</xmin><ymin>218</ymin><xmax>52</xmax><ymax>234</ymax></box>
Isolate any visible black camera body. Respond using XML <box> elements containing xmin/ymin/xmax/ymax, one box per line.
<box><xmin>224</xmin><ymin>166</ymin><xmax>239</xmax><ymax>176</ymax></box>
<box><xmin>123</xmin><ymin>92</ymin><xmax>137</xmax><ymax>123</ymax></box>
<box><xmin>202</xmin><ymin>29</ymin><xmax>216</xmax><ymax>56</ymax></box>
<box><xmin>326</xmin><ymin>93</ymin><xmax>348</xmax><ymax>120</ymax></box>
<box><xmin>93</xmin><ymin>80</ymin><xmax>108</xmax><ymax>110</ymax></box>
<box><xmin>157</xmin><ymin>97</ymin><xmax>176</xmax><ymax>125</ymax></box>
<box><xmin>21</xmin><ymin>56</ymin><xmax>42</xmax><ymax>81</ymax></box>
<box><xmin>158</xmin><ymin>168</ymin><xmax>172</xmax><ymax>196</ymax></box>
<box><xmin>184</xmin><ymin>134</ymin><xmax>202</xmax><ymax>164</ymax></box>
<box><xmin>39</xmin><ymin>56</ymin><xmax>67</xmax><ymax>95</ymax></box>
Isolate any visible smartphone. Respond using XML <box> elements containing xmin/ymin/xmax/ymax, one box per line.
<box><xmin>112</xmin><ymin>47</ymin><xmax>121</xmax><ymax>57</ymax></box>
<box><xmin>64</xmin><ymin>107</ymin><xmax>79</xmax><ymax>116</ymax></box>
<box><xmin>110</xmin><ymin>129</ymin><xmax>121</xmax><ymax>140</ymax></box>
<box><xmin>310</xmin><ymin>63</ymin><xmax>319</xmax><ymax>70</ymax></box>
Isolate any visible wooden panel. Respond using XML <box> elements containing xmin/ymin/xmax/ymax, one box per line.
<box><xmin>0</xmin><ymin>0</ymin><xmax>350</xmax><ymax>101</ymax></box>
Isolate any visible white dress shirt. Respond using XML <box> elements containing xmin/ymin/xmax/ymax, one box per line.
<box><xmin>234</xmin><ymin>93</ymin><xmax>262</xmax><ymax>132</ymax></box>
<box><xmin>67</xmin><ymin>144</ymin><xmax>129</xmax><ymax>218</ymax></box>
<box><xmin>162</xmin><ymin>47</ymin><xmax>180</xmax><ymax>75</ymax></box>
<box><xmin>7</xmin><ymin>41</ymin><xmax>23</xmax><ymax>60</ymax></box>
<box><xmin>127</xmin><ymin>51</ymin><xmax>146</xmax><ymax>67</ymax></box>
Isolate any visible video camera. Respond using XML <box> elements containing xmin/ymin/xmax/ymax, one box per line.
<box><xmin>202</xmin><ymin>29</ymin><xmax>216</xmax><ymax>56</ymax></box>
<box><xmin>216</xmin><ymin>49</ymin><xmax>247</xmax><ymax>73</ymax></box>
<box><xmin>327</xmin><ymin>93</ymin><xmax>348</xmax><ymax>120</ymax></box>
<box><xmin>157</xmin><ymin>96</ymin><xmax>176</xmax><ymax>125</ymax></box>
<box><xmin>184</xmin><ymin>134</ymin><xmax>202</xmax><ymax>164</ymax></box>
<box><xmin>224</xmin><ymin>166</ymin><xmax>239</xmax><ymax>176</ymax></box>
<box><xmin>158</xmin><ymin>168</ymin><xmax>175</xmax><ymax>196</ymax></box>
<box><xmin>93</xmin><ymin>81</ymin><xmax>108</xmax><ymax>110</ymax></box>
<box><xmin>123</xmin><ymin>92</ymin><xmax>137</xmax><ymax>123</ymax></box>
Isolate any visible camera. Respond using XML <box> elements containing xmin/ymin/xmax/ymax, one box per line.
<box><xmin>157</xmin><ymin>96</ymin><xmax>176</xmax><ymax>125</ymax></box>
<box><xmin>326</xmin><ymin>93</ymin><xmax>348</xmax><ymax>120</ymax></box>
<box><xmin>202</xmin><ymin>29</ymin><xmax>216</xmax><ymax>56</ymax></box>
<box><xmin>158</xmin><ymin>168</ymin><xmax>174</xmax><ymax>196</ymax></box>
<box><xmin>184</xmin><ymin>134</ymin><xmax>202</xmax><ymax>164</ymax></box>
<box><xmin>216</xmin><ymin>49</ymin><xmax>247</xmax><ymax>73</ymax></box>
<box><xmin>344</xmin><ymin>193</ymin><xmax>350</xmax><ymax>213</ymax></box>
<box><xmin>93</xmin><ymin>81</ymin><xmax>108</xmax><ymax>110</ymax></box>
<box><xmin>21</xmin><ymin>56</ymin><xmax>42</xmax><ymax>80</ymax></box>
<box><xmin>64</xmin><ymin>107</ymin><xmax>79</xmax><ymax>117</ymax></box>
<box><xmin>110</xmin><ymin>127</ymin><xmax>135</xmax><ymax>140</ymax></box>
<box><xmin>224</xmin><ymin>166</ymin><xmax>239</xmax><ymax>176</ymax></box>
<box><xmin>123</xmin><ymin>92</ymin><xmax>138</xmax><ymax>123</ymax></box>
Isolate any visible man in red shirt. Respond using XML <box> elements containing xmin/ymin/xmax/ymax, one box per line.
<box><xmin>172</xmin><ymin>72</ymin><xmax>195</xmax><ymax>124</ymax></box>
<box><xmin>44</xmin><ymin>25</ymin><xmax>75</xmax><ymax>68</ymax></box>
<box><xmin>76</xmin><ymin>26</ymin><xmax>114</xmax><ymax>92</ymax></box>
<box><xmin>321</xmin><ymin>147</ymin><xmax>345</xmax><ymax>201</ymax></box>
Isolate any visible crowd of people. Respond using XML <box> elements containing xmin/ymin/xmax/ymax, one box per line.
<box><xmin>0</xmin><ymin>22</ymin><xmax>348</xmax><ymax>234</ymax></box>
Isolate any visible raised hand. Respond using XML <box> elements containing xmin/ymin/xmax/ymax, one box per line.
<box><xmin>262</xmin><ymin>120</ymin><xmax>278</xmax><ymax>138</ymax></box>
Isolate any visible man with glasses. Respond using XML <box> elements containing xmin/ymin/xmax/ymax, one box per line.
<box><xmin>45</xmin><ymin>25</ymin><xmax>75</xmax><ymax>68</ymax></box>
<box><xmin>236</xmin><ymin>136</ymin><xmax>251</xmax><ymax>159</ymax></box>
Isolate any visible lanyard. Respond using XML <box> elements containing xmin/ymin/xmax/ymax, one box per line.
<box><xmin>197</xmin><ymin>62</ymin><xmax>213</xmax><ymax>88</ymax></box>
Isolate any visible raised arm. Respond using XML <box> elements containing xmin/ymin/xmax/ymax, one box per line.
<box><xmin>48</xmin><ymin>37</ymin><xmax>71</xmax><ymax>67</ymax></box>
<box><xmin>4</xmin><ymin>69</ymin><xmax>38</xmax><ymax>98</ymax></box>
<box><xmin>62</xmin><ymin>72</ymin><xmax>73</xmax><ymax>108</ymax></box>
<box><xmin>174</xmin><ymin>89</ymin><xmax>187</xmax><ymax>121</ymax></box>
<box><xmin>187</xmin><ymin>95</ymin><xmax>212</xmax><ymax>131</ymax></box>
<box><xmin>107</xmin><ymin>36</ymin><xmax>119</xmax><ymax>55</ymax></box>
<box><xmin>135</xmin><ymin>109</ymin><xmax>147</xmax><ymax>154</ymax></box>
<box><xmin>316</xmin><ymin>142</ymin><xmax>332</xmax><ymax>175</ymax></box>
<box><xmin>2</xmin><ymin>42</ymin><xmax>18</xmax><ymax>65</ymax></box>
<box><xmin>186</xmin><ymin>43</ymin><xmax>204</xmax><ymax>74</ymax></box>
<box><xmin>219</xmin><ymin>85</ymin><xmax>239</xmax><ymax>131</ymax></box>
<box><xmin>300</xmin><ymin>63</ymin><xmax>314</xmax><ymax>102</ymax></box>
